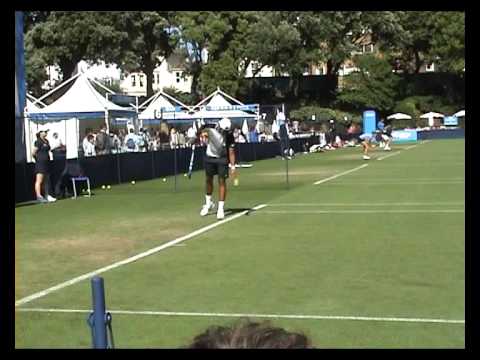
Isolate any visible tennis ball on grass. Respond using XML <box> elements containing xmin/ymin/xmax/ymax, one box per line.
<box><xmin>101</xmin><ymin>185</ymin><xmax>106</xmax><ymax>189</ymax></box>
<box><xmin>131</xmin><ymin>181</ymin><xmax>136</xmax><ymax>185</ymax></box>
<box><xmin>163</xmin><ymin>178</ymin><xmax>167</xmax><ymax>182</ymax></box>
<box><xmin>107</xmin><ymin>185</ymin><xmax>111</xmax><ymax>189</ymax></box>
<box><xmin>184</xmin><ymin>173</ymin><xmax>187</xmax><ymax>177</ymax></box>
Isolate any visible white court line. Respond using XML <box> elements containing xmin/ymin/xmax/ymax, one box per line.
<box><xmin>256</xmin><ymin>210</ymin><xmax>464</xmax><ymax>214</ymax></box>
<box><xmin>377</xmin><ymin>151</ymin><xmax>402</xmax><ymax>161</ymax></box>
<box><xmin>313</xmin><ymin>164</ymin><xmax>368</xmax><ymax>185</ymax></box>
<box><xmin>404</xmin><ymin>144</ymin><xmax>418</xmax><ymax>150</ymax></box>
<box><xmin>321</xmin><ymin>181</ymin><xmax>464</xmax><ymax>185</ymax></box>
<box><xmin>269</xmin><ymin>202</ymin><xmax>464</xmax><ymax>207</ymax></box>
<box><xmin>15</xmin><ymin>204</ymin><xmax>268</xmax><ymax>307</ymax></box>
<box><xmin>16</xmin><ymin>308</ymin><xmax>464</xmax><ymax>325</ymax></box>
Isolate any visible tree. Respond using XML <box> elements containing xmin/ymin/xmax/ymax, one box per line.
<box><xmin>430</xmin><ymin>12</ymin><xmax>465</xmax><ymax>73</ymax></box>
<box><xmin>25</xmin><ymin>11</ymin><xmax>124</xmax><ymax>84</ymax></box>
<box><xmin>112</xmin><ymin>11</ymin><xmax>178</xmax><ymax>98</ymax></box>
<box><xmin>337</xmin><ymin>54</ymin><xmax>401</xmax><ymax>115</ymax></box>
<box><xmin>175</xmin><ymin>11</ymin><xmax>257</xmax><ymax>99</ymax></box>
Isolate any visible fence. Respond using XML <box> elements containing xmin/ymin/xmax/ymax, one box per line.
<box><xmin>15</xmin><ymin>137</ymin><xmax>318</xmax><ymax>204</ymax></box>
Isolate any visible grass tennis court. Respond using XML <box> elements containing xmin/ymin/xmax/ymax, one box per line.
<box><xmin>15</xmin><ymin>139</ymin><xmax>465</xmax><ymax>348</ymax></box>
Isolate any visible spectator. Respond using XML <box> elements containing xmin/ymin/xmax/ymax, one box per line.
<box><xmin>32</xmin><ymin>128</ymin><xmax>57</xmax><ymax>203</ymax></box>
<box><xmin>137</xmin><ymin>128</ymin><xmax>148</xmax><ymax>152</ymax></box>
<box><xmin>187</xmin><ymin>320</ymin><xmax>311</xmax><ymax>349</ymax></box>
<box><xmin>186</xmin><ymin>125</ymin><xmax>197</xmax><ymax>147</ymax></box>
<box><xmin>95</xmin><ymin>124</ymin><xmax>110</xmax><ymax>156</ymax></box>
<box><xmin>178</xmin><ymin>131</ymin><xmax>186</xmax><ymax>148</ymax></box>
<box><xmin>83</xmin><ymin>134</ymin><xmax>96</xmax><ymax>157</ymax></box>
<box><xmin>249</xmin><ymin>125</ymin><xmax>259</xmax><ymax>143</ymax></box>
<box><xmin>124</xmin><ymin>128</ymin><xmax>138</xmax><ymax>152</ymax></box>
<box><xmin>170</xmin><ymin>128</ymin><xmax>180</xmax><ymax>149</ymax></box>
<box><xmin>49</xmin><ymin>132</ymin><xmax>66</xmax><ymax>161</ymax></box>
<box><xmin>109</xmin><ymin>130</ymin><xmax>121</xmax><ymax>154</ymax></box>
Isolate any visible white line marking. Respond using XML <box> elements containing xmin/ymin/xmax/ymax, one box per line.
<box><xmin>15</xmin><ymin>204</ymin><xmax>268</xmax><ymax>307</ymax></box>
<box><xmin>377</xmin><ymin>151</ymin><xmax>402</xmax><ymax>161</ymax></box>
<box><xmin>322</xmin><ymin>181</ymin><xmax>464</xmax><ymax>185</ymax></box>
<box><xmin>404</xmin><ymin>144</ymin><xmax>418</xmax><ymax>150</ymax></box>
<box><xmin>16</xmin><ymin>308</ymin><xmax>464</xmax><ymax>324</ymax></box>
<box><xmin>256</xmin><ymin>210</ymin><xmax>464</xmax><ymax>214</ymax></box>
<box><xmin>269</xmin><ymin>202</ymin><xmax>464</xmax><ymax>207</ymax></box>
<box><xmin>313</xmin><ymin>164</ymin><xmax>368</xmax><ymax>185</ymax></box>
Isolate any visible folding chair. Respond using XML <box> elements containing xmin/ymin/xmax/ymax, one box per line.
<box><xmin>71</xmin><ymin>176</ymin><xmax>91</xmax><ymax>199</ymax></box>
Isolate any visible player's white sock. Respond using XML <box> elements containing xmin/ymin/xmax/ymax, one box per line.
<box><xmin>218</xmin><ymin>201</ymin><xmax>225</xmax><ymax>210</ymax></box>
<box><xmin>205</xmin><ymin>195</ymin><xmax>212</xmax><ymax>206</ymax></box>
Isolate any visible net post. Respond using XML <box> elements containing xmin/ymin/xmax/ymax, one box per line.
<box><xmin>88</xmin><ymin>276</ymin><xmax>108</xmax><ymax>349</ymax></box>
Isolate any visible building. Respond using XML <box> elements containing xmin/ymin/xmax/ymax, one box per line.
<box><xmin>119</xmin><ymin>53</ymin><xmax>192</xmax><ymax>96</ymax></box>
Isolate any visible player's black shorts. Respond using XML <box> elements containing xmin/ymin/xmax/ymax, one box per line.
<box><xmin>204</xmin><ymin>156</ymin><xmax>229</xmax><ymax>179</ymax></box>
<box><xmin>35</xmin><ymin>160</ymin><xmax>50</xmax><ymax>175</ymax></box>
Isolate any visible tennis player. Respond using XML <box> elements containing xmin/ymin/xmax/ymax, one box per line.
<box><xmin>197</xmin><ymin>118</ymin><xmax>236</xmax><ymax>220</ymax></box>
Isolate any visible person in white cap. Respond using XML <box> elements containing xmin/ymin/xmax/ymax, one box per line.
<box><xmin>196</xmin><ymin>118</ymin><xmax>236</xmax><ymax>220</ymax></box>
<box><xmin>32</xmin><ymin>128</ymin><xmax>57</xmax><ymax>203</ymax></box>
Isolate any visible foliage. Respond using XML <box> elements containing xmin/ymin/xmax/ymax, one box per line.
<box><xmin>162</xmin><ymin>86</ymin><xmax>197</xmax><ymax>106</ymax></box>
<box><xmin>289</xmin><ymin>106</ymin><xmax>361</xmax><ymax>124</ymax></box>
<box><xmin>336</xmin><ymin>54</ymin><xmax>401</xmax><ymax>115</ymax></box>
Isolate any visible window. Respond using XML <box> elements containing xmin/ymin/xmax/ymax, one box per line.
<box><xmin>425</xmin><ymin>63</ymin><xmax>435</xmax><ymax>72</ymax></box>
<box><xmin>139</xmin><ymin>75</ymin><xmax>144</xmax><ymax>87</ymax></box>
<box><xmin>131</xmin><ymin>75</ymin><xmax>136</xmax><ymax>87</ymax></box>
<box><xmin>156</xmin><ymin>74</ymin><xmax>160</xmax><ymax>84</ymax></box>
<box><xmin>176</xmin><ymin>72</ymin><xmax>181</xmax><ymax>83</ymax></box>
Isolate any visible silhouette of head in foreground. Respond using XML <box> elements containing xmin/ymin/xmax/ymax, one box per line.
<box><xmin>187</xmin><ymin>320</ymin><xmax>311</xmax><ymax>349</ymax></box>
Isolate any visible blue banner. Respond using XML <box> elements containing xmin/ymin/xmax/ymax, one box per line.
<box><xmin>391</xmin><ymin>130</ymin><xmax>417</xmax><ymax>142</ymax></box>
<box><xmin>363</xmin><ymin>110</ymin><xmax>376</xmax><ymax>135</ymax></box>
<box><xmin>443</xmin><ymin>116</ymin><xmax>458</xmax><ymax>126</ymax></box>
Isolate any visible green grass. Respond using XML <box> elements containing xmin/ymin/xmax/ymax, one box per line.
<box><xmin>15</xmin><ymin>139</ymin><xmax>465</xmax><ymax>348</ymax></box>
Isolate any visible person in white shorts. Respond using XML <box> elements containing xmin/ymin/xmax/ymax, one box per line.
<box><xmin>358</xmin><ymin>132</ymin><xmax>373</xmax><ymax>160</ymax></box>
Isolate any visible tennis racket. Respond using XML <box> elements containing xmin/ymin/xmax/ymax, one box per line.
<box><xmin>187</xmin><ymin>144</ymin><xmax>195</xmax><ymax>179</ymax></box>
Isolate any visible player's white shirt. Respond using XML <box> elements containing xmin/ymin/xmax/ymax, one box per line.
<box><xmin>205</xmin><ymin>127</ymin><xmax>229</xmax><ymax>158</ymax></box>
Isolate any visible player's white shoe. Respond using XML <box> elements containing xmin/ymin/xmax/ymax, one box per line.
<box><xmin>384</xmin><ymin>146</ymin><xmax>391</xmax><ymax>151</ymax></box>
<box><xmin>216</xmin><ymin>207</ymin><xmax>225</xmax><ymax>220</ymax></box>
<box><xmin>47</xmin><ymin>195</ymin><xmax>57</xmax><ymax>202</ymax></box>
<box><xmin>200</xmin><ymin>202</ymin><xmax>215</xmax><ymax>216</ymax></box>
<box><xmin>363</xmin><ymin>155</ymin><xmax>371</xmax><ymax>160</ymax></box>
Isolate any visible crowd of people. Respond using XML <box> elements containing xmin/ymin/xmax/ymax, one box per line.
<box><xmin>78</xmin><ymin>121</ymin><xmax>286</xmax><ymax>158</ymax></box>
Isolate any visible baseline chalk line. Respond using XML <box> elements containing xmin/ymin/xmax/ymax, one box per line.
<box><xmin>16</xmin><ymin>308</ymin><xmax>465</xmax><ymax>324</ymax></box>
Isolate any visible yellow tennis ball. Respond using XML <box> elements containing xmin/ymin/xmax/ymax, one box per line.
<box><xmin>163</xmin><ymin>178</ymin><xmax>167</xmax><ymax>182</ymax></box>
<box><xmin>233</xmin><ymin>178</ymin><xmax>239</xmax><ymax>186</ymax></box>
<box><xmin>101</xmin><ymin>185</ymin><xmax>106</xmax><ymax>189</ymax></box>
<box><xmin>107</xmin><ymin>185</ymin><xmax>111</xmax><ymax>189</ymax></box>
<box><xmin>131</xmin><ymin>181</ymin><xmax>136</xmax><ymax>185</ymax></box>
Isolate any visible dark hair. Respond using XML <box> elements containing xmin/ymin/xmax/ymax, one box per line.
<box><xmin>187</xmin><ymin>320</ymin><xmax>311</xmax><ymax>349</ymax></box>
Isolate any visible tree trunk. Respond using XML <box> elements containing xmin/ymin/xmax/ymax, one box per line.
<box><xmin>58</xmin><ymin>60</ymin><xmax>77</xmax><ymax>82</ymax></box>
<box><xmin>414</xmin><ymin>51</ymin><xmax>423</xmax><ymax>74</ymax></box>
<box><xmin>143</xmin><ymin>58</ymin><xmax>155</xmax><ymax>98</ymax></box>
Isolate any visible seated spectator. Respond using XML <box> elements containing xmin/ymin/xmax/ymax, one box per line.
<box><xmin>186</xmin><ymin>320</ymin><xmax>312</xmax><ymax>349</ymax></box>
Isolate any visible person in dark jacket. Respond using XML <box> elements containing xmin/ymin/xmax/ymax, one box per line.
<box><xmin>32</xmin><ymin>128</ymin><xmax>56</xmax><ymax>203</ymax></box>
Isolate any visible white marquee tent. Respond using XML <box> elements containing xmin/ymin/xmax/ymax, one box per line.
<box><xmin>137</xmin><ymin>90</ymin><xmax>195</xmax><ymax>125</ymax></box>
<box><xmin>420</xmin><ymin>112</ymin><xmax>444</xmax><ymax>127</ymax></box>
<box><xmin>190</xmin><ymin>88</ymin><xmax>259</xmax><ymax>125</ymax></box>
<box><xmin>25</xmin><ymin>72</ymin><xmax>136</xmax><ymax>162</ymax></box>
<box><xmin>387</xmin><ymin>113</ymin><xmax>412</xmax><ymax>120</ymax></box>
